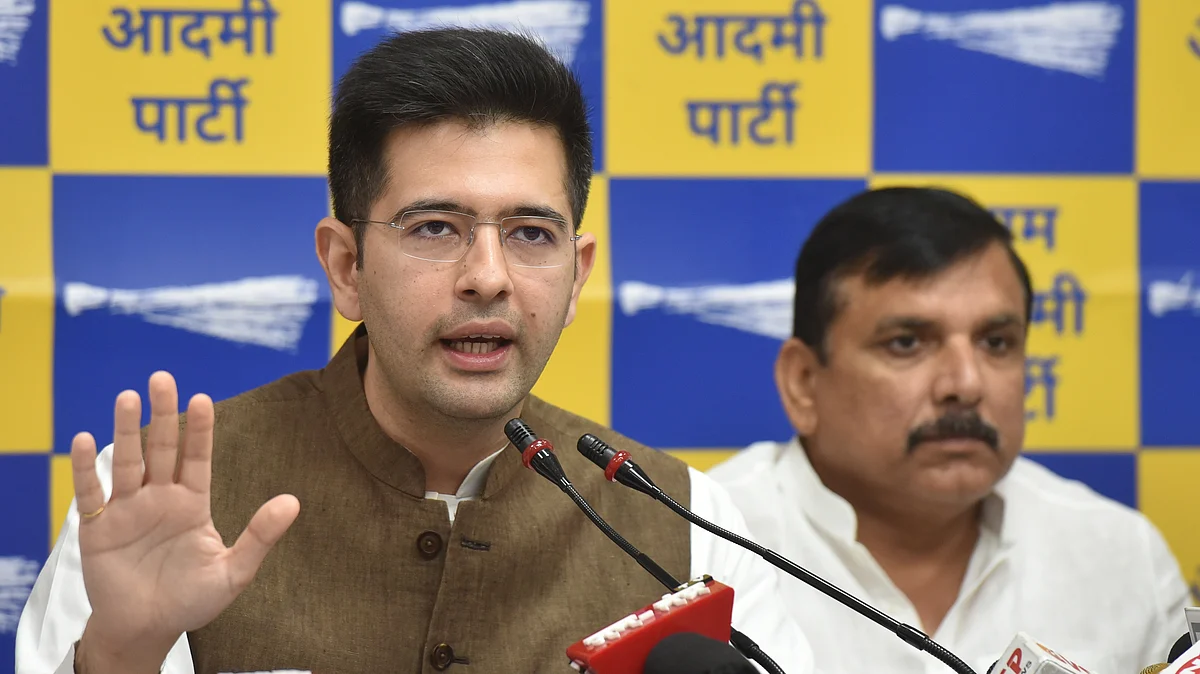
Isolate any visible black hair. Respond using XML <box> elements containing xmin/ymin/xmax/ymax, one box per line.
<box><xmin>328</xmin><ymin>27</ymin><xmax>593</xmax><ymax>261</ymax></box>
<box><xmin>792</xmin><ymin>186</ymin><xmax>1033</xmax><ymax>362</ymax></box>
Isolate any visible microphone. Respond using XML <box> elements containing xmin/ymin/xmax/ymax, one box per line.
<box><xmin>992</xmin><ymin>632</ymin><xmax>1096</xmax><ymax>674</ymax></box>
<box><xmin>1154</xmin><ymin>636</ymin><xmax>1200</xmax><ymax>674</ymax></box>
<box><xmin>1135</xmin><ymin>628</ymin><xmax>1197</xmax><ymax>673</ymax></box>
<box><xmin>577</xmin><ymin>433</ymin><xmax>977</xmax><ymax>674</ymax></box>
<box><xmin>1171</xmin><ymin>633</ymin><xmax>1194</xmax><ymax>663</ymax></box>
<box><xmin>503</xmin><ymin>419</ymin><xmax>786</xmax><ymax>674</ymax></box>
<box><xmin>644</xmin><ymin>632</ymin><xmax>758</xmax><ymax>674</ymax></box>
<box><xmin>503</xmin><ymin>418</ymin><xmax>676</xmax><ymax>589</ymax></box>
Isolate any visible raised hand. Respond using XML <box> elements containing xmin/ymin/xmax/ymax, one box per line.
<box><xmin>69</xmin><ymin>371</ymin><xmax>300</xmax><ymax>673</ymax></box>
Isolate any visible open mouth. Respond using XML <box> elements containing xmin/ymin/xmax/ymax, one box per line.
<box><xmin>441</xmin><ymin>334</ymin><xmax>513</xmax><ymax>355</ymax></box>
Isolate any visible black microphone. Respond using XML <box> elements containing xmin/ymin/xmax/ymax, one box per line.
<box><xmin>1170</xmin><ymin>632</ymin><xmax>1193</xmax><ymax>662</ymax></box>
<box><xmin>644</xmin><ymin>632</ymin><xmax>758</xmax><ymax>674</ymax></box>
<box><xmin>578</xmin><ymin>433</ymin><xmax>978</xmax><ymax>674</ymax></box>
<box><xmin>503</xmin><ymin>419</ymin><xmax>786</xmax><ymax>674</ymax></box>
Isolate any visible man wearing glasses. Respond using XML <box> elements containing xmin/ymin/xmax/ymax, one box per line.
<box><xmin>15</xmin><ymin>27</ymin><xmax>813</xmax><ymax>674</ymax></box>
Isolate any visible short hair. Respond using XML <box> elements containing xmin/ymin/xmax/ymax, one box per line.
<box><xmin>328</xmin><ymin>27</ymin><xmax>593</xmax><ymax>260</ymax></box>
<box><xmin>791</xmin><ymin>186</ymin><xmax>1034</xmax><ymax>362</ymax></box>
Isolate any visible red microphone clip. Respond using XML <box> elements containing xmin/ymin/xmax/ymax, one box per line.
<box><xmin>604</xmin><ymin>451</ymin><xmax>632</xmax><ymax>482</ymax></box>
<box><xmin>522</xmin><ymin>438</ymin><xmax>554</xmax><ymax>469</ymax></box>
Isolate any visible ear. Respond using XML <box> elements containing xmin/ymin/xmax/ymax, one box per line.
<box><xmin>315</xmin><ymin>217</ymin><xmax>363</xmax><ymax>322</ymax></box>
<box><xmin>563</xmin><ymin>231</ymin><xmax>597</xmax><ymax>328</ymax></box>
<box><xmin>775</xmin><ymin>337</ymin><xmax>821</xmax><ymax>437</ymax></box>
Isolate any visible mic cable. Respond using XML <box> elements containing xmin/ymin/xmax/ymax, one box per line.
<box><xmin>577</xmin><ymin>432</ymin><xmax>976</xmax><ymax>674</ymax></box>
<box><xmin>503</xmin><ymin>419</ymin><xmax>785</xmax><ymax>674</ymax></box>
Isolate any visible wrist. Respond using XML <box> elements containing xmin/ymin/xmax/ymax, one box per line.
<box><xmin>77</xmin><ymin>623</ymin><xmax>176</xmax><ymax>674</ymax></box>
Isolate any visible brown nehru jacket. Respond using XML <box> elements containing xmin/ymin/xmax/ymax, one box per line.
<box><xmin>180</xmin><ymin>324</ymin><xmax>693</xmax><ymax>673</ymax></box>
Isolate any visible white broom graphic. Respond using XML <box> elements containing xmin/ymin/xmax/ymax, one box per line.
<box><xmin>0</xmin><ymin>0</ymin><xmax>36</xmax><ymax>66</ymax></box>
<box><xmin>340</xmin><ymin>0</ymin><xmax>591</xmax><ymax>66</ymax></box>
<box><xmin>0</xmin><ymin>556</ymin><xmax>39</xmax><ymax>634</ymax></box>
<box><xmin>618</xmin><ymin>279</ymin><xmax>795</xmax><ymax>341</ymax></box>
<box><xmin>879</xmin><ymin>1</ymin><xmax>1124</xmax><ymax>79</ymax></box>
<box><xmin>62</xmin><ymin>275</ymin><xmax>320</xmax><ymax>353</ymax></box>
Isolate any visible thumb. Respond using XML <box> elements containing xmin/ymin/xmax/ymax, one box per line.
<box><xmin>226</xmin><ymin>494</ymin><xmax>300</xmax><ymax>590</ymax></box>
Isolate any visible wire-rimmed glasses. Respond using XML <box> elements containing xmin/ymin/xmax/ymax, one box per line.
<box><xmin>351</xmin><ymin>209</ymin><xmax>581</xmax><ymax>269</ymax></box>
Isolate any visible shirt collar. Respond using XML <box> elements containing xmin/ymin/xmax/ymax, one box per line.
<box><xmin>451</xmin><ymin>446</ymin><xmax>506</xmax><ymax>499</ymax></box>
<box><xmin>779</xmin><ymin>436</ymin><xmax>1014</xmax><ymax>547</ymax></box>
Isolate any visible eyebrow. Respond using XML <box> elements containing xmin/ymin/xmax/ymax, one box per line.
<box><xmin>387</xmin><ymin>199</ymin><xmax>570</xmax><ymax>227</ymax></box>
<box><xmin>871</xmin><ymin>312</ymin><xmax>1025</xmax><ymax>336</ymax></box>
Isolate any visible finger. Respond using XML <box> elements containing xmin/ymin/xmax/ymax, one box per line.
<box><xmin>226</xmin><ymin>495</ymin><xmax>300</xmax><ymax>591</ymax></box>
<box><xmin>177</xmin><ymin>393</ymin><xmax>214</xmax><ymax>493</ymax></box>
<box><xmin>109</xmin><ymin>390</ymin><xmax>144</xmax><ymax>499</ymax></box>
<box><xmin>70</xmin><ymin>432</ymin><xmax>106</xmax><ymax>518</ymax></box>
<box><xmin>143</xmin><ymin>371</ymin><xmax>180</xmax><ymax>484</ymax></box>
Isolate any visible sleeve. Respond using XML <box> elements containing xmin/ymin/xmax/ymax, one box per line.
<box><xmin>686</xmin><ymin>467</ymin><xmax>818</xmax><ymax>674</ymax></box>
<box><xmin>1141</xmin><ymin>515</ymin><xmax>1192</xmax><ymax>666</ymax></box>
<box><xmin>14</xmin><ymin>444</ymin><xmax>196</xmax><ymax>674</ymax></box>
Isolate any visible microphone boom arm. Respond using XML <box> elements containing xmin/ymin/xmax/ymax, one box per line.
<box><xmin>577</xmin><ymin>433</ymin><xmax>977</xmax><ymax>674</ymax></box>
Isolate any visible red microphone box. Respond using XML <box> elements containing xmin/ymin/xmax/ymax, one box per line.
<box><xmin>565</xmin><ymin>576</ymin><xmax>735</xmax><ymax>674</ymax></box>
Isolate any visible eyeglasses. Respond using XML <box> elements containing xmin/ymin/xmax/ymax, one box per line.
<box><xmin>351</xmin><ymin>210</ymin><xmax>581</xmax><ymax>269</ymax></box>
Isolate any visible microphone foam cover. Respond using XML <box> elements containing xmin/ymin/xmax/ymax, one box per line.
<box><xmin>1171</xmin><ymin>633</ymin><xmax>1194</xmax><ymax>663</ymax></box>
<box><xmin>643</xmin><ymin>632</ymin><xmax>756</xmax><ymax>674</ymax></box>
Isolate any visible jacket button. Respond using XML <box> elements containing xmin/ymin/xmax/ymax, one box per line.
<box><xmin>430</xmin><ymin>642</ymin><xmax>455</xmax><ymax>670</ymax></box>
<box><xmin>417</xmin><ymin>531</ymin><xmax>443</xmax><ymax>560</ymax></box>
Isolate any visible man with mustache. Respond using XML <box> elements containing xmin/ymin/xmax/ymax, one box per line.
<box><xmin>709</xmin><ymin>187</ymin><xmax>1191</xmax><ymax>674</ymax></box>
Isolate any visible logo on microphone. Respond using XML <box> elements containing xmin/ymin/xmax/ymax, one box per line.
<box><xmin>1176</xmin><ymin>655</ymin><xmax>1200</xmax><ymax>673</ymax></box>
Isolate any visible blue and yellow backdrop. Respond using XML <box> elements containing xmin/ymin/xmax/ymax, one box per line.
<box><xmin>2</xmin><ymin>0</ymin><xmax>1198</xmax><ymax>668</ymax></box>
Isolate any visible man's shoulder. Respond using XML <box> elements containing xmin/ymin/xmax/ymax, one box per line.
<box><xmin>706</xmin><ymin>440</ymin><xmax>787</xmax><ymax>489</ymax></box>
<box><xmin>1004</xmin><ymin>455</ymin><xmax>1157</xmax><ymax>534</ymax></box>
<box><xmin>211</xmin><ymin>364</ymin><xmax>327</xmax><ymax>417</ymax></box>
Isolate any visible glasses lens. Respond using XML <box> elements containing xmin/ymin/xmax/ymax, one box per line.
<box><xmin>397</xmin><ymin>211</ymin><xmax>473</xmax><ymax>262</ymax></box>
<box><xmin>503</xmin><ymin>217</ymin><xmax>573</xmax><ymax>268</ymax></box>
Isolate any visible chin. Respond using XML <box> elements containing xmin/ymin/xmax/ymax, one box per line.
<box><xmin>425</xmin><ymin>383</ymin><xmax>528</xmax><ymax>422</ymax></box>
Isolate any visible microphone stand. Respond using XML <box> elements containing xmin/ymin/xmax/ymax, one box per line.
<box><xmin>504</xmin><ymin>419</ymin><xmax>786</xmax><ymax>674</ymax></box>
<box><xmin>577</xmin><ymin>433</ymin><xmax>977</xmax><ymax>674</ymax></box>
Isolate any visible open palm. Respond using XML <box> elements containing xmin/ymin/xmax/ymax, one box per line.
<box><xmin>71</xmin><ymin>372</ymin><xmax>300</xmax><ymax>663</ymax></box>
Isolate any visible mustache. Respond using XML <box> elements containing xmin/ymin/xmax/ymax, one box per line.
<box><xmin>432</xmin><ymin>309</ymin><xmax>523</xmax><ymax>338</ymax></box>
<box><xmin>906</xmin><ymin>410</ymin><xmax>999</xmax><ymax>453</ymax></box>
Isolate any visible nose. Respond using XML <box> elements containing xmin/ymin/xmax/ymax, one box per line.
<box><xmin>931</xmin><ymin>336</ymin><xmax>984</xmax><ymax>407</ymax></box>
<box><xmin>454</xmin><ymin>222</ymin><xmax>514</xmax><ymax>304</ymax></box>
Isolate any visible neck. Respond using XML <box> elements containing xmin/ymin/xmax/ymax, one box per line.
<box><xmin>807</xmin><ymin>448</ymin><xmax>983</xmax><ymax>559</ymax></box>
<box><xmin>852</xmin><ymin>498</ymin><xmax>981</xmax><ymax>561</ymax></box>
<box><xmin>361</xmin><ymin>353</ymin><xmax>519</xmax><ymax>495</ymax></box>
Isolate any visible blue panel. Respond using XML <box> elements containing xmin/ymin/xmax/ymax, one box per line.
<box><xmin>873</xmin><ymin>0</ymin><xmax>1134</xmax><ymax>173</ymax></box>
<box><xmin>609</xmin><ymin>178</ymin><xmax>867</xmax><ymax>448</ymax></box>
<box><xmin>0</xmin><ymin>0</ymin><xmax>47</xmax><ymax>165</ymax></box>
<box><xmin>51</xmin><ymin>176</ymin><xmax>333</xmax><ymax>453</ymax></box>
<box><xmin>1023</xmin><ymin>452</ymin><xmax>1136</xmax><ymax>508</ymax></box>
<box><xmin>0</xmin><ymin>455</ymin><xmax>48</xmax><ymax>666</ymax></box>
<box><xmin>331</xmin><ymin>0</ymin><xmax>605</xmax><ymax>173</ymax></box>
<box><xmin>1139</xmin><ymin>181</ymin><xmax>1200</xmax><ymax>446</ymax></box>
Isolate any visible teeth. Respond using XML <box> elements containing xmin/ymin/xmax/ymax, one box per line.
<box><xmin>449</xmin><ymin>340</ymin><xmax>500</xmax><ymax>355</ymax></box>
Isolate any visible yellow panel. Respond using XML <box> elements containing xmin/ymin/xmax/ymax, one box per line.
<box><xmin>606</xmin><ymin>1</ymin><xmax>870</xmax><ymax>176</ymax></box>
<box><xmin>871</xmin><ymin>175</ymin><xmax>1138</xmax><ymax>450</ymax></box>
<box><xmin>331</xmin><ymin>310</ymin><xmax>360</xmax><ymax>357</ymax></box>
<box><xmin>531</xmin><ymin>177</ymin><xmax>611</xmax><ymax>425</ymax></box>
<box><xmin>51</xmin><ymin>454</ymin><xmax>75</xmax><ymax>546</ymax></box>
<box><xmin>1138</xmin><ymin>450</ymin><xmax>1200</xmax><ymax>605</ymax></box>
<box><xmin>667</xmin><ymin>449</ymin><xmax>739</xmax><ymax>473</ymax></box>
<box><xmin>0</xmin><ymin>168</ymin><xmax>53</xmax><ymax>453</ymax></box>
<box><xmin>1136</xmin><ymin>3</ymin><xmax>1200</xmax><ymax>176</ymax></box>
<box><xmin>51</xmin><ymin>2</ymin><xmax>330</xmax><ymax>174</ymax></box>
